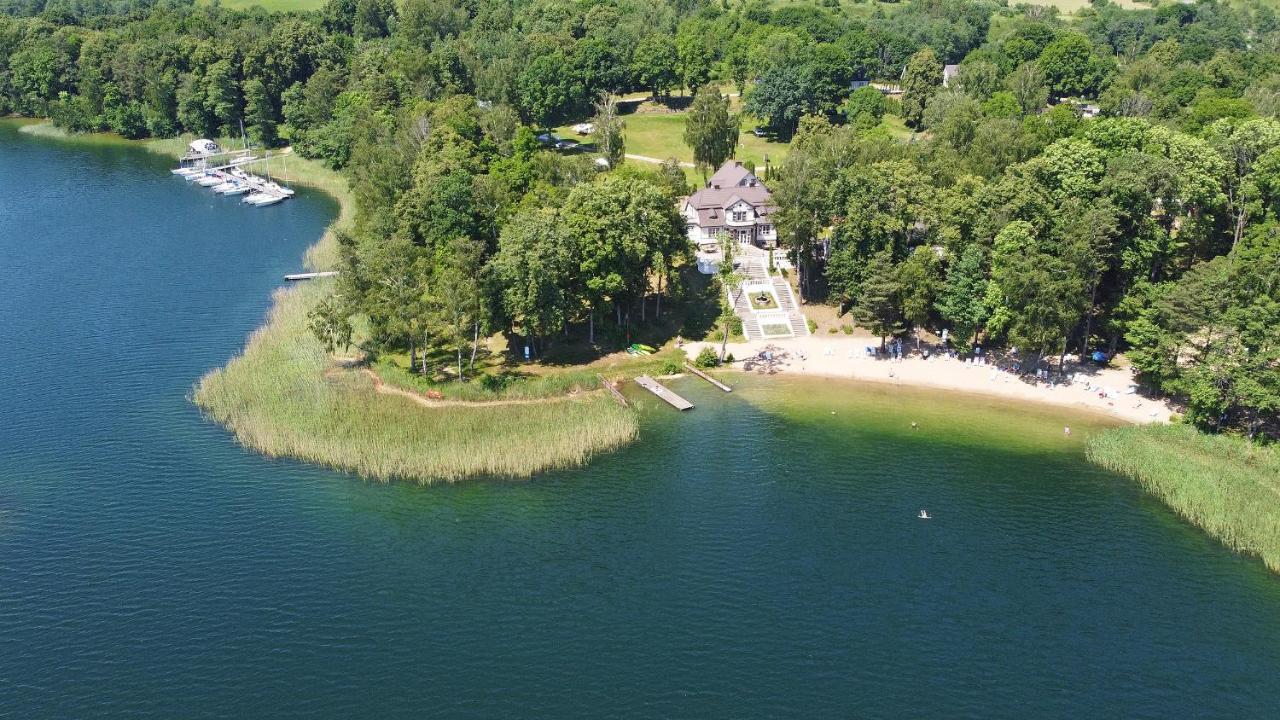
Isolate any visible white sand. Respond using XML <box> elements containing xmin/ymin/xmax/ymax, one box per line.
<box><xmin>686</xmin><ymin>336</ymin><xmax>1173</xmax><ymax>425</ymax></box>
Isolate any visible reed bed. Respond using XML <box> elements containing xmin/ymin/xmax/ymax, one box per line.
<box><xmin>1088</xmin><ymin>424</ymin><xmax>1280</xmax><ymax>572</ymax></box>
<box><xmin>194</xmin><ymin>278</ymin><xmax>638</xmax><ymax>482</ymax></box>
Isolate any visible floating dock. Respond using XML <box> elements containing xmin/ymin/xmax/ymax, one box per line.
<box><xmin>684</xmin><ymin>363</ymin><xmax>732</xmax><ymax>392</ymax></box>
<box><xmin>635</xmin><ymin>375</ymin><xmax>693</xmax><ymax>411</ymax></box>
<box><xmin>598</xmin><ymin>374</ymin><xmax>629</xmax><ymax>408</ymax></box>
<box><xmin>284</xmin><ymin>271</ymin><xmax>339</xmax><ymax>281</ymax></box>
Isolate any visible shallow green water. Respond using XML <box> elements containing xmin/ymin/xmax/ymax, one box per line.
<box><xmin>3</xmin><ymin>123</ymin><xmax>1280</xmax><ymax>717</ymax></box>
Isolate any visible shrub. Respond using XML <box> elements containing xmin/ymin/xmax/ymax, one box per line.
<box><xmin>694</xmin><ymin>346</ymin><xmax>720</xmax><ymax>368</ymax></box>
<box><xmin>725</xmin><ymin>352</ymin><xmax>735</xmax><ymax>363</ymax></box>
<box><xmin>806</xmin><ymin>318</ymin><xmax>818</xmax><ymax>333</ymax></box>
<box><xmin>828</xmin><ymin>327</ymin><xmax>838</xmax><ymax>334</ymax></box>
<box><xmin>660</xmin><ymin>358</ymin><xmax>683</xmax><ymax>375</ymax></box>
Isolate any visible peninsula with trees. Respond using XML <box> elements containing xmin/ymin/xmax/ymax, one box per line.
<box><xmin>5</xmin><ymin>0</ymin><xmax>1280</xmax><ymax>566</ymax></box>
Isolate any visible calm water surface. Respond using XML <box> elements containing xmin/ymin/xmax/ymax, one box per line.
<box><xmin>3</xmin><ymin>123</ymin><xmax>1280</xmax><ymax>718</ymax></box>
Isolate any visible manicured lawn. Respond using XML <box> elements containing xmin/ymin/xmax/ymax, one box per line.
<box><xmin>556</xmin><ymin>108</ymin><xmax>791</xmax><ymax>181</ymax></box>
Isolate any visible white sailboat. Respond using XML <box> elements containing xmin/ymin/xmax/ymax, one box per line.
<box><xmin>243</xmin><ymin>192</ymin><xmax>284</xmax><ymax>206</ymax></box>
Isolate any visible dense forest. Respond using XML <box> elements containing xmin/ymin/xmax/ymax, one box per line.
<box><xmin>4</xmin><ymin>0</ymin><xmax>1280</xmax><ymax>438</ymax></box>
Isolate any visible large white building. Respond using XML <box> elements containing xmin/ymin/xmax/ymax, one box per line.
<box><xmin>681</xmin><ymin>161</ymin><xmax>778</xmax><ymax>251</ymax></box>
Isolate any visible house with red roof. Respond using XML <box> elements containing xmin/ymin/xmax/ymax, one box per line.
<box><xmin>681</xmin><ymin>161</ymin><xmax>778</xmax><ymax>251</ymax></box>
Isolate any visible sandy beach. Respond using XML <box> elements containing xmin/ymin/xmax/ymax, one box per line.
<box><xmin>686</xmin><ymin>336</ymin><xmax>1174</xmax><ymax>425</ymax></box>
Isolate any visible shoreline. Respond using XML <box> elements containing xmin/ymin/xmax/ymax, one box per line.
<box><xmin>687</xmin><ymin>337</ymin><xmax>1174</xmax><ymax>426</ymax></box>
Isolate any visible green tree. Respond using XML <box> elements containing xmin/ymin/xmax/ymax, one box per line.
<box><xmin>631</xmin><ymin>34</ymin><xmax>678</xmax><ymax>99</ymax></box>
<box><xmin>897</xmin><ymin>245</ymin><xmax>942</xmax><ymax>347</ymax></box>
<box><xmin>901</xmin><ymin>47</ymin><xmax>943</xmax><ymax>129</ymax></box>
<box><xmin>935</xmin><ymin>243</ymin><xmax>989</xmax><ymax>348</ymax></box>
<box><xmin>990</xmin><ymin>221</ymin><xmax>1085</xmax><ymax>367</ymax></box>
<box><xmin>717</xmin><ymin>230</ymin><xmax>744</xmax><ymax>361</ymax></box>
<box><xmin>430</xmin><ymin>236</ymin><xmax>488</xmax><ymax>380</ymax></box>
<box><xmin>1037</xmin><ymin>33</ymin><xmax>1113</xmax><ymax>98</ymax></box>
<box><xmin>244</xmin><ymin>78</ymin><xmax>278</xmax><ymax>148</ymax></box>
<box><xmin>308</xmin><ymin>293</ymin><xmax>354</xmax><ymax>354</ymax></box>
<box><xmin>683</xmin><ymin>83</ymin><xmax>739</xmax><ymax>175</ymax></box>
<box><xmin>591</xmin><ymin>93</ymin><xmax>625</xmax><ymax>168</ymax></box>
<box><xmin>843</xmin><ymin>86</ymin><xmax>885</xmax><ymax>131</ymax></box>
<box><xmin>1007</xmin><ymin>62</ymin><xmax>1049</xmax><ymax>116</ymax></box>
<box><xmin>849</xmin><ymin>247</ymin><xmax>903</xmax><ymax>349</ymax></box>
<box><xmin>744</xmin><ymin>65</ymin><xmax>814</xmax><ymax>139</ymax></box>
<box><xmin>488</xmin><ymin>207</ymin><xmax>578</xmax><ymax>354</ymax></box>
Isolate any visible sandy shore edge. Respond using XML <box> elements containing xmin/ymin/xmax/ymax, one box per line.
<box><xmin>687</xmin><ymin>337</ymin><xmax>1174</xmax><ymax>425</ymax></box>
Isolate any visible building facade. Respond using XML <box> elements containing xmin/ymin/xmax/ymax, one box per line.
<box><xmin>681</xmin><ymin>161</ymin><xmax>778</xmax><ymax>251</ymax></box>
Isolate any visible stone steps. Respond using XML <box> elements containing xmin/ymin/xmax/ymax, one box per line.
<box><xmin>730</xmin><ymin>253</ymin><xmax>809</xmax><ymax>340</ymax></box>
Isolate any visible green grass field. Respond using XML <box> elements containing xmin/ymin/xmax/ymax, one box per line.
<box><xmin>556</xmin><ymin>108</ymin><xmax>791</xmax><ymax>181</ymax></box>
<box><xmin>1088</xmin><ymin>423</ymin><xmax>1280</xmax><ymax>573</ymax></box>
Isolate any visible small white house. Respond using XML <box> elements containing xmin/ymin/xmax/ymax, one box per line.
<box><xmin>942</xmin><ymin>64</ymin><xmax>959</xmax><ymax>88</ymax></box>
<box><xmin>681</xmin><ymin>161</ymin><xmax>778</xmax><ymax>250</ymax></box>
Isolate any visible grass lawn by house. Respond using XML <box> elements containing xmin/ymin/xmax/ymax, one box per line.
<box><xmin>555</xmin><ymin>103</ymin><xmax>791</xmax><ymax>183</ymax></box>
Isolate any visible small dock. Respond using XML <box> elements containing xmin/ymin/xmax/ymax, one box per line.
<box><xmin>285</xmin><ymin>271</ymin><xmax>339</xmax><ymax>281</ymax></box>
<box><xmin>598</xmin><ymin>374</ymin><xmax>629</xmax><ymax>408</ymax></box>
<box><xmin>684</xmin><ymin>363</ymin><xmax>732</xmax><ymax>392</ymax></box>
<box><xmin>635</xmin><ymin>375</ymin><xmax>693</xmax><ymax>411</ymax></box>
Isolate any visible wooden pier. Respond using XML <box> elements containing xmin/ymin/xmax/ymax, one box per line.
<box><xmin>598</xmin><ymin>374</ymin><xmax>629</xmax><ymax>408</ymax></box>
<box><xmin>284</xmin><ymin>271</ymin><xmax>340</xmax><ymax>281</ymax></box>
<box><xmin>635</xmin><ymin>375</ymin><xmax>694</xmax><ymax>411</ymax></box>
<box><xmin>684</xmin><ymin>363</ymin><xmax>732</xmax><ymax>392</ymax></box>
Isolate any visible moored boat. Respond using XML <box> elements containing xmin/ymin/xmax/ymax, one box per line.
<box><xmin>243</xmin><ymin>192</ymin><xmax>285</xmax><ymax>206</ymax></box>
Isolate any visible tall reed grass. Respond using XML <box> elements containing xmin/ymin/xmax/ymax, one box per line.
<box><xmin>1088</xmin><ymin>424</ymin><xmax>1280</xmax><ymax>572</ymax></box>
<box><xmin>194</xmin><ymin>277</ymin><xmax>638</xmax><ymax>481</ymax></box>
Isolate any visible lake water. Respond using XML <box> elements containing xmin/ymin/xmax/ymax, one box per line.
<box><xmin>3</xmin><ymin>122</ymin><xmax>1280</xmax><ymax>717</ymax></box>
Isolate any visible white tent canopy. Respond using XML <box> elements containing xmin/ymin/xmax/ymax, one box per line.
<box><xmin>188</xmin><ymin>139</ymin><xmax>220</xmax><ymax>156</ymax></box>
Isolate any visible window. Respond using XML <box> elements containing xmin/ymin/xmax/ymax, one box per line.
<box><xmin>761</xmin><ymin>225</ymin><xmax>773</xmax><ymax>234</ymax></box>
<box><xmin>732</xmin><ymin>211</ymin><xmax>747</xmax><ymax>222</ymax></box>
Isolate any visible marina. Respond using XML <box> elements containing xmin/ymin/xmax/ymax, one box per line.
<box><xmin>171</xmin><ymin>139</ymin><xmax>294</xmax><ymax>207</ymax></box>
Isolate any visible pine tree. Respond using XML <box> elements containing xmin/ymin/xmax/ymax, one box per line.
<box><xmin>850</xmin><ymin>247</ymin><xmax>904</xmax><ymax>349</ymax></box>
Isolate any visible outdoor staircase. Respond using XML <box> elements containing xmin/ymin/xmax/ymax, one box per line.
<box><xmin>772</xmin><ymin>274</ymin><xmax>810</xmax><ymax>337</ymax></box>
<box><xmin>730</xmin><ymin>252</ymin><xmax>809</xmax><ymax>340</ymax></box>
<box><xmin>732</xmin><ymin>286</ymin><xmax>762</xmax><ymax>338</ymax></box>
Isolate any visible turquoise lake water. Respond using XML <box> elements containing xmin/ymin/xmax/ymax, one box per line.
<box><xmin>3</xmin><ymin>122</ymin><xmax>1280</xmax><ymax>717</ymax></box>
